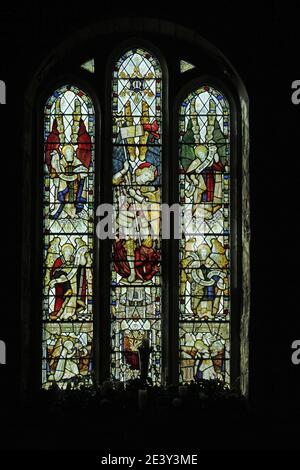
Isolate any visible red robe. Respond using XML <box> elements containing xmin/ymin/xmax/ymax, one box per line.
<box><xmin>134</xmin><ymin>245</ymin><xmax>160</xmax><ymax>281</ymax></box>
<box><xmin>45</xmin><ymin>118</ymin><xmax>92</xmax><ymax>172</ymax></box>
<box><xmin>124</xmin><ymin>335</ymin><xmax>140</xmax><ymax>370</ymax></box>
<box><xmin>76</xmin><ymin>119</ymin><xmax>92</xmax><ymax>169</ymax></box>
<box><xmin>113</xmin><ymin>240</ymin><xmax>131</xmax><ymax>278</ymax></box>
<box><xmin>202</xmin><ymin>161</ymin><xmax>225</xmax><ymax>202</ymax></box>
<box><xmin>50</xmin><ymin>258</ymin><xmax>87</xmax><ymax>316</ymax></box>
<box><xmin>45</xmin><ymin>119</ymin><xmax>60</xmax><ymax>174</ymax></box>
<box><xmin>50</xmin><ymin>257</ymin><xmax>71</xmax><ymax>315</ymax></box>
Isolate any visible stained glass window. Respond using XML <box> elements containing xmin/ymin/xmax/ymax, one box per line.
<box><xmin>42</xmin><ymin>85</ymin><xmax>95</xmax><ymax>389</ymax></box>
<box><xmin>36</xmin><ymin>42</ymin><xmax>247</xmax><ymax>392</ymax></box>
<box><xmin>111</xmin><ymin>49</ymin><xmax>162</xmax><ymax>384</ymax></box>
<box><xmin>179</xmin><ymin>86</ymin><xmax>230</xmax><ymax>384</ymax></box>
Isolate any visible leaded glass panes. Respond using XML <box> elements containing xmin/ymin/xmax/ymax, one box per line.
<box><xmin>180</xmin><ymin>60</ymin><xmax>195</xmax><ymax>73</ymax></box>
<box><xmin>179</xmin><ymin>86</ymin><xmax>230</xmax><ymax>384</ymax></box>
<box><xmin>42</xmin><ymin>85</ymin><xmax>95</xmax><ymax>389</ymax></box>
<box><xmin>81</xmin><ymin>59</ymin><xmax>95</xmax><ymax>74</ymax></box>
<box><xmin>111</xmin><ymin>49</ymin><xmax>162</xmax><ymax>384</ymax></box>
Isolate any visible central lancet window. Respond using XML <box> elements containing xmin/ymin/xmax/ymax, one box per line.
<box><xmin>38</xmin><ymin>33</ymin><xmax>248</xmax><ymax>392</ymax></box>
<box><xmin>111</xmin><ymin>49</ymin><xmax>162</xmax><ymax>384</ymax></box>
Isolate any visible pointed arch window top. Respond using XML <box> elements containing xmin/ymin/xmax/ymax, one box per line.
<box><xmin>181</xmin><ymin>86</ymin><xmax>229</xmax><ymax>119</ymax></box>
<box><xmin>114</xmin><ymin>48</ymin><xmax>162</xmax><ymax>77</ymax></box>
<box><xmin>113</xmin><ymin>48</ymin><xmax>162</xmax><ymax>122</ymax></box>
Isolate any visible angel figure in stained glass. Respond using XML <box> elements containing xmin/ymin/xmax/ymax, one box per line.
<box><xmin>194</xmin><ymin>333</ymin><xmax>226</xmax><ymax>381</ymax></box>
<box><xmin>180</xmin><ymin>97</ymin><xmax>227</xmax><ymax>220</ymax></box>
<box><xmin>113</xmin><ymin>160</ymin><xmax>160</xmax><ymax>242</ymax></box>
<box><xmin>45</xmin><ymin>98</ymin><xmax>92</xmax><ymax>220</ymax></box>
<box><xmin>47</xmin><ymin>238</ymin><xmax>92</xmax><ymax>321</ymax></box>
<box><xmin>47</xmin><ymin>332</ymin><xmax>90</xmax><ymax>386</ymax></box>
<box><xmin>184</xmin><ymin>143</ymin><xmax>224</xmax><ymax>218</ymax></box>
<box><xmin>180</xmin><ymin>239</ymin><xmax>228</xmax><ymax>319</ymax></box>
<box><xmin>49</xmin><ymin>144</ymin><xmax>88</xmax><ymax>219</ymax></box>
<box><xmin>181</xmin><ymin>331</ymin><xmax>226</xmax><ymax>382</ymax></box>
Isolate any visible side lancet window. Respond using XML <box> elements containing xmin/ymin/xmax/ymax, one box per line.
<box><xmin>42</xmin><ymin>85</ymin><xmax>95</xmax><ymax>389</ymax></box>
<box><xmin>111</xmin><ymin>49</ymin><xmax>162</xmax><ymax>384</ymax></box>
<box><xmin>179</xmin><ymin>86</ymin><xmax>231</xmax><ymax>384</ymax></box>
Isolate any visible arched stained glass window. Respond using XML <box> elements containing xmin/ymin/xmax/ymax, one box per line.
<box><xmin>23</xmin><ymin>21</ymin><xmax>249</xmax><ymax>396</ymax></box>
<box><xmin>178</xmin><ymin>86</ymin><xmax>231</xmax><ymax>384</ymax></box>
<box><xmin>111</xmin><ymin>49</ymin><xmax>162</xmax><ymax>384</ymax></box>
<box><xmin>42</xmin><ymin>85</ymin><xmax>95</xmax><ymax>389</ymax></box>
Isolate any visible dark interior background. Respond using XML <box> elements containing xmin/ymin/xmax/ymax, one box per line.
<box><xmin>0</xmin><ymin>1</ymin><xmax>299</xmax><ymax>454</ymax></box>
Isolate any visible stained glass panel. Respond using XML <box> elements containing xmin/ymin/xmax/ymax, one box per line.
<box><xmin>81</xmin><ymin>59</ymin><xmax>95</xmax><ymax>73</ymax></box>
<box><xmin>180</xmin><ymin>60</ymin><xmax>196</xmax><ymax>73</ymax></box>
<box><xmin>179</xmin><ymin>86</ymin><xmax>230</xmax><ymax>384</ymax></box>
<box><xmin>43</xmin><ymin>85</ymin><xmax>95</xmax><ymax>389</ymax></box>
<box><xmin>111</xmin><ymin>49</ymin><xmax>162</xmax><ymax>384</ymax></box>
<box><xmin>179</xmin><ymin>323</ymin><xmax>230</xmax><ymax>383</ymax></box>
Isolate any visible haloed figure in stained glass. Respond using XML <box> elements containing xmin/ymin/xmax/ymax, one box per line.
<box><xmin>180</xmin><ymin>97</ymin><xmax>228</xmax><ymax>221</ymax></box>
<box><xmin>180</xmin><ymin>238</ymin><xmax>229</xmax><ymax>320</ymax></box>
<box><xmin>184</xmin><ymin>143</ymin><xmax>223</xmax><ymax>217</ymax></box>
<box><xmin>45</xmin><ymin>237</ymin><xmax>92</xmax><ymax>321</ymax></box>
<box><xmin>45</xmin><ymin>323</ymin><xmax>92</xmax><ymax>386</ymax></box>
<box><xmin>180</xmin><ymin>328</ymin><xmax>227</xmax><ymax>382</ymax></box>
<box><xmin>45</xmin><ymin>98</ymin><xmax>92</xmax><ymax>220</ymax></box>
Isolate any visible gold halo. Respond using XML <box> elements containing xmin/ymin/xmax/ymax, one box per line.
<box><xmin>194</xmin><ymin>144</ymin><xmax>208</xmax><ymax>160</ymax></box>
<box><xmin>61</xmin><ymin>144</ymin><xmax>74</xmax><ymax>156</ymax></box>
